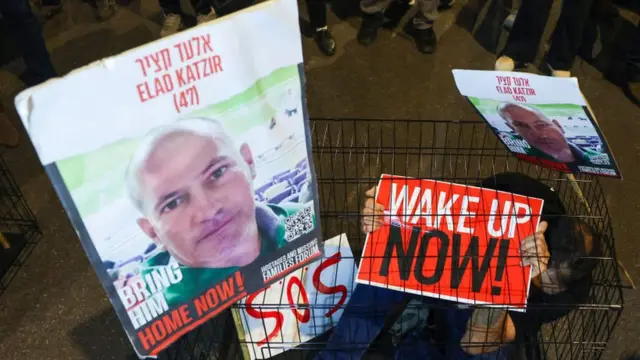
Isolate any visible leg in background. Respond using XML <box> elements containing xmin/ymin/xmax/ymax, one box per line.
<box><xmin>214</xmin><ymin>0</ymin><xmax>255</xmax><ymax>17</ymax></box>
<box><xmin>158</xmin><ymin>0</ymin><xmax>184</xmax><ymax>37</ymax></box>
<box><xmin>406</xmin><ymin>0</ymin><xmax>439</xmax><ymax>54</ymax></box>
<box><xmin>358</xmin><ymin>0</ymin><xmax>393</xmax><ymax>45</ymax></box>
<box><xmin>628</xmin><ymin>23</ymin><xmax>640</xmax><ymax>82</ymax></box>
<box><xmin>546</xmin><ymin>0</ymin><xmax>597</xmax><ymax>75</ymax></box>
<box><xmin>0</xmin><ymin>0</ymin><xmax>57</xmax><ymax>86</ymax></box>
<box><xmin>306</xmin><ymin>0</ymin><xmax>336</xmax><ymax>56</ymax></box>
<box><xmin>496</xmin><ymin>0</ymin><xmax>554</xmax><ymax>71</ymax></box>
<box><xmin>0</xmin><ymin>112</ymin><xmax>19</xmax><ymax>148</ymax></box>
<box><xmin>192</xmin><ymin>0</ymin><xmax>217</xmax><ymax>24</ymax></box>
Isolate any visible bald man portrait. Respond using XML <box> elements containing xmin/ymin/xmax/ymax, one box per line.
<box><xmin>497</xmin><ymin>102</ymin><xmax>600</xmax><ymax>165</ymax></box>
<box><xmin>126</xmin><ymin>116</ymin><xmax>308</xmax><ymax>306</ymax></box>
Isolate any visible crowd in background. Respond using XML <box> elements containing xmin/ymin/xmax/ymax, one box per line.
<box><xmin>0</xmin><ymin>0</ymin><xmax>638</xmax><ymax>147</ymax></box>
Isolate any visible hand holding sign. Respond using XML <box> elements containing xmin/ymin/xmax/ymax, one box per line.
<box><xmin>361</xmin><ymin>186</ymin><xmax>385</xmax><ymax>233</ymax></box>
<box><xmin>519</xmin><ymin>221</ymin><xmax>549</xmax><ymax>279</ymax></box>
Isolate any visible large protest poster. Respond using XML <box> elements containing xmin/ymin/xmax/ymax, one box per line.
<box><xmin>356</xmin><ymin>175</ymin><xmax>544</xmax><ymax>311</ymax></box>
<box><xmin>453</xmin><ymin>69</ymin><xmax>622</xmax><ymax>178</ymax></box>
<box><xmin>233</xmin><ymin>234</ymin><xmax>357</xmax><ymax>359</ymax></box>
<box><xmin>13</xmin><ymin>0</ymin><xmax>322</xmax><ymax>356</ymax></box>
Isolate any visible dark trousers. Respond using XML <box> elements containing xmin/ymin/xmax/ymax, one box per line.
<box><xmin>314</xmin><ymin>285</ymin><xmax>515</xmax><ymax>360</ymax></box>
<box><xmin>0</xmin><ymin>0</ymin><xmax>57</xmax><ymax>85</ymax></box>
<box><xmin>504</xmin><ymin>0</ymin><xmax>596</xmax><ymax>71</ymax></box>
<box><xmin>159</xmin><ymin>0</ymin><xmax>255</xmax><ymax>16</ymax></box>
<box><xmin>159</xmin><ymin>0</ymin><xmax>211</xmax><ymax>15</ymax></box>
<box><xmin>307</xmin><ymin>0</ymin><xmax>327</xmax><ymax>29</ymax></box>
<box><xmin>630</xmin><ymin>23</ymin><xmax>640</xmax><ymax>65</ymax></box>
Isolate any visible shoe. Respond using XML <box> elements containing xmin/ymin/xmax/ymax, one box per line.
<box><xmin>160</xmin><ymin>13</ymin><xmax>184</xmax><ymax>37</ymax></box>
<box><xmin>548</xmin><ymin>64</ymin><xmax>571</xmax><ymax>77</ymax></box>
<box><xmin>196</xmin><ymin>8</ymin><xmax>217</xmax><ymax>25</ymax></box>
<box><xmin>313</xmin><ymin>28</ymin><xmax>336</xmax><ymax>56</ymax></box>
<box><xmin>0</xmin><ymin>114</ymin><xmax>19</xmax><ymax>148</ymax></box>
<box><xmin>96</xmin><ymin>0</ymin><xmax>117</xmax><ymax>21</ymax></box>
<box><xmin>404</xmin><ymin>23</ymin><xmax>436</xmax><ymax>54</ymax></box>
<box><xmin>358</xmin><ymin>12</ymin><xmax>385</xmax><ymax>46</ymax></box>
<box><xmin>494</xmin><ymin>56</ymin><xmax>516</xmax><ymax>71</ymax></box>
<box><xmin>503</xmin><ymin>11</ymin><xmax>517</xmax><ymax>31</ymax></box>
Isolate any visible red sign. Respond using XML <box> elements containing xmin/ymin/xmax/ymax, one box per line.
<box><xmin>356</xmin><ymin>174</ymin><xmax>544</xmax><ymax>310</ymax></box>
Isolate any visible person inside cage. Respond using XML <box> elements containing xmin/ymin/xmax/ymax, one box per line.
<box><xmin>125</xmin><ymin>116</ymin><xmax>310</xmax><ymax>306</ymax></box>
<box><xmin>315</xmin><ymin>172</ymin><xmax>599</xmax><ymax>360</ymax></box>
<box><xmin>497</xmin><ymin>102</ymin><xmax>603</xmax><ymax>165</ymax></box>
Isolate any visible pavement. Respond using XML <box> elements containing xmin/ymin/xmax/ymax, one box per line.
<box><xmin>0</xmin><ymin>0</ymin><xmax>639</xmax><ymax>359</ymax></box>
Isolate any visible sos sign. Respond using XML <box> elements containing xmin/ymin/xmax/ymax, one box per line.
<box><xmin>236</xmin><ymin>235</ymin><xmax>356</xmax><ymax>359</ymax></box>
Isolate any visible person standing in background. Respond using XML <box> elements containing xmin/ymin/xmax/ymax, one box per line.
<box><xmin>358</xmin><ymin>0</ymin><xmax>440</xmax><ymax>54</ymax></box>
<box><xmin>38</xmin><ymin>0</ymin><xmax>117</xmax><ymax>21</ymax></box>
<box><xmin>0</xmin><ymin>0</ymin><xmax>58</xmax><ymax>86</ymax></box>
<box><xmin>494</xmin><ymin>0</ymin><xmax>596</xmax><ymax>77</ymax></box>
<box><xmin>159</xmin><ymin>0</ymin><xmax>218</xmax><ymax>37</ymax></box>
<box><xmin>306</xmin><ymin>0</ymin><xmax>336</xmax><ymax>56</ymax></box>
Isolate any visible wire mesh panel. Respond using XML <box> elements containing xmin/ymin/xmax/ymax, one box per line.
<box><xmin>0</xmin><ymin>155</ymin><xmax>42</xmax><ymax>297</ymax></box>
<box><xmin>160</xmin><ymin>119</ymin><xmax>623</xmax><ymax>360</ymax></box>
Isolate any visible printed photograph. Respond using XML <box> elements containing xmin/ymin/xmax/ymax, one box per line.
<box><xmin>55</xmin><ymin>65</ymin><xmax>317</xmax><ymax>308</ymax></box>
<box><xmin>469</xmin><ymin>97</ymin><xmax>614</xmax><ymax>168</ymax></box>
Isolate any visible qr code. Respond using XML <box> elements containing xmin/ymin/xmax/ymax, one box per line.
<box><xmin>284</xmin><ymin>205</ymin><xmax>314</xmax><ymax>242</ymax></box>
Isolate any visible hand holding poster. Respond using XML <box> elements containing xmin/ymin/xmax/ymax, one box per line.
<box><xmin>234</xmin><ymin>234</ymin><xmax>357</xmax><ymax>359</ymax></box>
<box><xmin>452</xmin><ymin>69</ymin><xmax>622</xmax><ymax>178</ymax></box>
<box><xmin>13</xmin><ymin>0</ymin><xmax>322</xmax><ymax>357</ymax></box>
<box><xmin>356</xmin><ymin>174</ymin><xmax>544</xmax><ymax>310</ymax></box>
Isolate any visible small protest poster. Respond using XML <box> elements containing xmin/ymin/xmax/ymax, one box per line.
<box><xmin>453</xmin><ymin>69</ymin><xmax>622</xmax><ymax>178</ymax></box>
<box><xmin>13</xmin><ymin>0</ymin><xmax>322</xmax><ymax>357</ymax></box>
<box><xmin>233</xmin><ymin>234</ymin><xmax>357</xmax><ymax>359</ymax></box>
<box><xmin>356</xmin><ymin>174</ymin><xmax>544</xmax><ymax>310</ymax></box>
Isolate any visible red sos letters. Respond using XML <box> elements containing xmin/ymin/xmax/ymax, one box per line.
<box><xmin>236</xmin><ymin>234</ymin><xmax>356</xmax><ymax>360</ymax></box>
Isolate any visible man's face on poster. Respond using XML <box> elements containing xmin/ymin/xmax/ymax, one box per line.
<box><xmin>500</xmin><ymin>104</ymin><xmax>571</xmax><ymax>159</ymax></box>
<box><xmin>133</xmin><ymin>128</ymin><xmax>260</xmax><ymax>268</ymax></box>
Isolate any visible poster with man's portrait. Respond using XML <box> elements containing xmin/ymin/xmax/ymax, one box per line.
<box><xmin>453</xmin><ymin>70</ymin><xmax>622</xmax><ymax>178</ymax></box>
<box><xmin>13</xmin><ymin>0</ymin><xmax>322</xmax><ymax>357</ymax></box>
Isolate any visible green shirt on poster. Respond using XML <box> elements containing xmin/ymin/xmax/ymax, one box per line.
<box><xmin>140</xmin><ymin>202</ymin><xmax>311</xmax><ymax>308</ymax></box>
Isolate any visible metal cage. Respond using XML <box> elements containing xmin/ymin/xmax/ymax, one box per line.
<box><xmin>0</xmin><ymin>154</ymin><xmax>42</xmax><ymax>297</ymax></box>
<box><xmin>160</xmin><ymin>118</ymin><xmax>623</xmax><ymax>360</ymax></box>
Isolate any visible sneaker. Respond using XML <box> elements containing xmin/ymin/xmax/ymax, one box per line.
<box><xmin>503</xmin><ymin>11</ymin><xmax>517</xmax><ymax>31</ymax></box>
<box><xmin>494</xmin><ymin>56</ymin><xmax>515</xmax><ymax>71</ymax></box>
<box><xmin>313</xmin><ymin>28</ymin><xmax>336</xmax><ymax>56</ymax></box>
<box><xmin>0</xmin><ymin>114</ymin><xmax>19</xmax><ymax>148</ymax></box>
<box><xmin>404</xmin><ymin>23</ymin><xmax>436</xmax><ymax>54</ymax></box>
<box><xmin>96</xmin><ymin>0</ymin><xmax>117</xmax><ymax>21</ymax></box>
<box><xmin>196</xmin><ymin>8</ymin><xmax>217</xmax><ymax>25</ymax></box>
<box><xmin>358</xmin><ymin>12</ymin><xmax>385</xmax><ymax>46</ymax></box>
<box><xmin>160</xmin><ymin>13</ymin><xmax>184</xmax><ymax>37</ymax></box>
